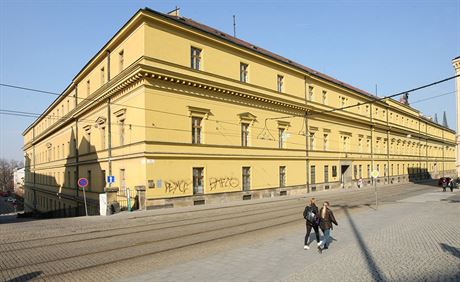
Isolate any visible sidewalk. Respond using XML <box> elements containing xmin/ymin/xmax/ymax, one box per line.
<box><xmin>124</xmin><ymin>189</ymin><xmax>460</xmax><ymax>282</ymax></box>
<box><xmin>96</xmin><ymin>180</ymin><xmax>425</xmax><ymax>221</ymax></box>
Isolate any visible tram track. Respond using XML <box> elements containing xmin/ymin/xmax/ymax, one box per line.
<box><xmin>0</xmin><ymin>183</ymin><xmax>434</xmax><ymax>281</ymax></box>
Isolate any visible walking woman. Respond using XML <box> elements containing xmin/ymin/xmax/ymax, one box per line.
<box><xmin>303</xmin><ymin>197</ymin><xmax>320</xmax><ymax>250</ymax></box>
<box><xmin>318</xmin><ymin>201</ymin><xmax>338</xmax><ymax>252</ymax></box>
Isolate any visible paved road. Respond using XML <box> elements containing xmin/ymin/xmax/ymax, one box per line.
<box><xmin>0</xmin><ymin>182</ymin><xmax>458</xmax><ymax>281</ymax></box>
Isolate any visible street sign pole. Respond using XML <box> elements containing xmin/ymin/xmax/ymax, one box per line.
<box><xmin>374</xmin><ymin>179</ymin><xmax>378</xmax><ymax>210</ymax></box>
<box><xmin>371</xmin><ymin>170</ymin><xmax>379</xmax><ymax>210</ymax></box>
<box><xmin>78</xmin><ymin>178</ymin><xmax>89</xmax><ymax>216</ymax></box>
<box><xmin>127</xmin><ymin>188</ymin><xmax>131</xmax><ymax>212</ymax></box>
<box><xmin>82</xmin><ymin>186</ymin><xmax>88</xmax><ymax>216</ymax></box>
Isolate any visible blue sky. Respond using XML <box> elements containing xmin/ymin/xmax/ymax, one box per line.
<box><xmin>1</xmin><ymin>0</ymin><xmax>459</xmax><ymax>161</ymax></box>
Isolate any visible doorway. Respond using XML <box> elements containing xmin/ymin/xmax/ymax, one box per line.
<box><xmin>340</xmin><ymin>162</ymin><xmax>352</xmax><ymax>189</ymax></box>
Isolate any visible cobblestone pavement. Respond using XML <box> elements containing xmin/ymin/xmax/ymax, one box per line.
<box><xmin>124</xmin><ymin>189</ymin><xmax>460</xmax><ymax>282</ymax></box>
<box><xmin>0</xmin><ymin>183</ymin><xmax>458</xmax><ymax>281</ymax></box>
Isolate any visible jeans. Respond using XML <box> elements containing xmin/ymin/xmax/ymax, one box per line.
<box><xmin>305</xmin><ymin>223</ymin><xmax>320</xmax><ymax>245</ymax></box>
<box><xmin>321</xmin><ymin>228</ymin><xmax>331</xmax><ymax>247</ymax></box>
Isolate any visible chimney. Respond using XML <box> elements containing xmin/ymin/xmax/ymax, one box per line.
<box><xmin>434</xmin><ymin>113</ymin><xmax>438</xmax><ymax>124</ymax></box>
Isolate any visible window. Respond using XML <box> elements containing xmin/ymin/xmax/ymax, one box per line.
<box><xmin>277</xmin><ymin>75</ymin><xmax>284</xmax><ymax>92</ymax></box>
<box><xmin>322</xmin><ymin>90</ymin><xmax>327</xmax><ymax>104</ymax></box>
<box><xmin>309</xmin><ymin>132</ymin><xmax>315</xmax><ymax>150</ymax></box>
<box><xmin>242</xmin><ymin>167</ymin><xmax>250</xmax><ymax>191</ymax></box>
<box><xmin>119</xmin><ymin>50</ymin><xmax>124</xmax><ymax>71</ymax></box>
<box><xmin>310</xmin><ymin>165</ymin><xmax>316</xmax><ymax>184</ymax></box>
<box><xmin>193</xmin><ymin>168</ymin><xmax>204</xmax><ymax>194</ymax></box>
<box><xmin>192</xmin><ymin>117</ymin><xmax>202</xmax><ymax>144</ymax></box>
<box><xmin>341</xmin><ymin>97</ymin><xmax>346</xmax><ymax>108</ymax></box>
<box><xmin>324</xmin><ymin>165</ymin><xmax>329</xmax><ymax>183</ymax></box>
<box><xmin>100</xmin><ymin>67</ymin><xmax>105</xmax><ymax>84</ymax></box>
<box><xmin>86</xmin><ymin>80</ymin><xmax>90</xmax><ymax>96</ymax></box>
<box><xmin>119</xmin><ymin>120</ymin><xmax>125</xmax><ymax>146</ymax></box>
<box><xmin>278</xmin><ymin>128</ymin><xmax>285</xmax><ymax>149</ymax></box>
<box><xmin>323</xmin><ymin>134</ymin><xmax>328</xmax><ymax>151</ymax></box>
<box><xmin>332</xmin><ymin>166</ymin><xmax>337</xmax><ymax>177</ymax></box>
<box><xmin>57</xmin><ymin>109</ymin><xmax>60</xmax><ymax>118</ymax></box>
<box><xmin>120</xmin><ymin>169</ymin><xmax>126</xmax><ymax>191</ymax></box>
<box><xmin>67</xmin><ymin>100</ymin><xmax>70</xmax><ymax>113</ymax></box>
<box><xmin>87</xmin><ymin>132</ymin><xmax>91</xmax><ymax>153</ymax></box>
<box><xmin>308</xmin><ymin>86</ymin><xmax>314</xmax><ymax>101</ymax></box>
<box><xmin>67</xmin><ymin>171</ymin><xmax>70</xmax><ymax>187</ymax></box>
<box><xmin>358</xmin><ymin>138</ymin><xmax>363</xmax><ymax>152</ymax></box>
<box><xmin>367</xmin><ymin>164</ymin><xmax>371</xmax><ymax>178</ymax></box>
<box><xmin>279</xmin><ymin>166</ymin><xmax>286</xmax><ymax>187</ymax></box>
<box><xmin>359</xmin><ymin>165</ymin><xmax>362</xmax><ymax>178</ymax></box>
<box><xmin>102</xmin><ymin>170</ymin><xmax>107</xmax><ymax>188</ymax></box>
<box><xmin>240</xmin><ymin>63</ymin><xmax>248</xmax><ymax>82</ymax></box>
<box><xmin>101</xmin><ymin>126</ymin><xmax>106</xmax><ymax>149</ymax></box>
<box><xmin>191</xmin><ymin>47</ymin><xmax>202</xmax><ymax>70</ymax></box>
<box><xmin>87</xmin><ymin>170</ymin><xmax>92</xmax><ymax>190</ymax></box>
<box><xmin>241</xmin><ymin>123</ymin><xmax>249</xmax><ymax>147</ymax></box>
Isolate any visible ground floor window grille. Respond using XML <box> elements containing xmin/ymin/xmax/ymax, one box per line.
<box><xmin>193</xmin><ymin>167</ymin><xmax>204</xmax><ymax>194</ymax></box>
<box><xmin>242</xmin><ymin>167</ymin><xmax>251</xmax><ymax>191</ymax></box>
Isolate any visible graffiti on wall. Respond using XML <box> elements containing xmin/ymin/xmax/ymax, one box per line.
<box><xmin>164</xmin><ymin>180</ymin><xmax>190</xmax><ymax>194</ymax></box>
<box><xmin>209</xmin><ymin>177</ymin><xmax>239</xmax><ymax>191</ymax></box>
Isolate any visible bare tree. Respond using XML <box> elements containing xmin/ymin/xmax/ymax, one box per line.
<box><xmin>0</xmin><ymin>159</ymin><xmax>23</xmax><ymax>192</ymax></box>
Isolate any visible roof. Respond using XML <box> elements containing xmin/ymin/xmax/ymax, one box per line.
<box><xmin>144</xmin><ymin>7</ymin><xmax>378</xmax><ymax>100</ymax></box>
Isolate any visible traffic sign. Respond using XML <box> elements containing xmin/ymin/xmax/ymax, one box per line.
<box><xmin>107</xmin><ymin>176</ymin><xmax>115</xmax><ymax>184</ymax></box>
<box><xmin>78</xmin><ymin>178</ymin><xmax>88</xmax><ymax>188</ymax></box>
<box><xmin>371</xmin><ymin>170</ymin><xmax>379</xmax><ymax>178</ymax></box>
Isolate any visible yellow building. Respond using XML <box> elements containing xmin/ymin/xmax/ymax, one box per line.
<box><xmin>23</xmin><ymin>8</ymin><xmax>456</xmax><ymax>215</ymax></box>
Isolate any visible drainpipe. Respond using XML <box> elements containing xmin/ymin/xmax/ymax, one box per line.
<box><xmin>74</xmin><ymin>85</ymin><xmax>79</xmax><ymax>209</ymax></box>
<box><xmin>370</xmin><ymin>104</ymin><xmax>374</xmax><ymax>182</ymax></box>
<box><xmin>304</xmin><ymin>75</ymin><xmax>310</xmax><ymax>193</ymax></box>
<box><xmin>386</xmin><ymin>106</ymin><xmax>390</xmax><ymax>184</ymax></box>
<box><xmin>442</xmin><ymin>130</ymin><xmax>445</xmax><ymax>177</ymax></box>
<box><xmin>106</xmin><ymin>50</ymin><xmax>113</xmax><ymax>189</ymax></box>
<box><xmin>32</xmin><ymin>126</ymin><xmax>37</xmax><ymax>210</ymax></box>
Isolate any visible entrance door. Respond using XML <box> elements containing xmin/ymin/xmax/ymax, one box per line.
<box><xmin>341</xmin><ymin>165</ymin><xmax>351</xmax><ymax>188</ymax></box>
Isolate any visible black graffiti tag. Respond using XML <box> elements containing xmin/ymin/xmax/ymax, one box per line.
<box><xmin>209</xmin><ymin>177</ymin><xmax>239</xmax><ymax>191</ymax></box>
<box><xmin>165</xmin><ymin>180</ymin><xmax>190</xmax><ymax>194</ymax></box>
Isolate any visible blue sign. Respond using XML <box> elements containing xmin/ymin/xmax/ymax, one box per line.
<box><xmin>107</xmin><ymin>176</ymin><xmax>115</xmax><ymax>184</ymax></box>
<box><xmin>78</xmin><ymin>178</ymin><xmax>88</xmax><ymax>188</ymax></box>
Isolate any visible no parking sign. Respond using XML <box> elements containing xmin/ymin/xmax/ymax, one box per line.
<box><xmin>78</xmin><ymin>178</ymin><xmax>88</xmax><ymax>188</ymax></box>
<box><xmin>77</xmin><ymin>178</ymin><xmax>89</xmax><ymax>216</ymax></box>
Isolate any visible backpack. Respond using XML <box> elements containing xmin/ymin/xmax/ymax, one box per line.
<box><xmin>304</xmin><ymin>206</ymin><xmax>316</xmax><ymax>223</ymax></box>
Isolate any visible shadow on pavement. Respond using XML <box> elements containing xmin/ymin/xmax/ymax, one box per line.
<box><xmin>440</xmin><ymin>243</ymin><xmax>460</xmax><ymax>259</ymax></box>
<box><xmin>342</xmin><ymin>207</ymin><xmax>385</xmax><ymax>281</ymax></box>
<box><xmin>6</xmin><ymin>271</ymin><xmax>43</xmax><ymax>282</ymax></box>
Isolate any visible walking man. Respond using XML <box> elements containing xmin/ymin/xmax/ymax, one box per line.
<box><xmin>303</xmin><ymin>198</ymin><xmax>320</xmax><ymax>250</ymax></box>
<box><xmin>318</xmin><ymin>201</ymin><xmax>338</xmax><ymax>252</ymax></box>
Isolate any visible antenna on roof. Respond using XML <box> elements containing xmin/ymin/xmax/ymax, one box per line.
<box><xmin>233</xmin><ymin>15</ymin><xmax>236</xmax><ymax>37</ymax></box>
<box><xmin>167</xmin><ymin>6</ymin><xmax>180</xmax><ymax>17</ymax></box>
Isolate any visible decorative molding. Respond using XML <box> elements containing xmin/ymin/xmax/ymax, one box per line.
<box><xmin>188</xmin><ymin>106</ymin><xmax>212</xmax><ymax>119</ymax></box>
<box><xmin>277</xmin><ymin>121</ymin><xmax>290</xmax><ymax>128</ymax></box>
<box><xmin>238</xmin><ymin>112</ymin><xmax>257</xmax><ymax>123</ymax></box>
<box><xmin>95</xmin><ymin>116</ymin><xmax>107</xmax><ymax>126</ymax></box>
<box><xmin>113</xmin><ymin>108</ymin><xmax>127</xmax><ymax>121</ymax></box>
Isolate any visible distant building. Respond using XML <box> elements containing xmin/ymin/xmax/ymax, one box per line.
<box><xmin>22</xmin><ymin>8</ymin><xmax>456</xmax><ymax>216</ymax></box>
<box><xmin>13</xmin><ymin>167</ymin><xmax>25</xmax><ymax>197</ymax></box>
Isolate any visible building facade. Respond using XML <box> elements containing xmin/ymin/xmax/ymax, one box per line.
<box><xmin>23</xmin><ymin>8</ymin><xmax>456</xmax><ymax>215</ymax></box>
